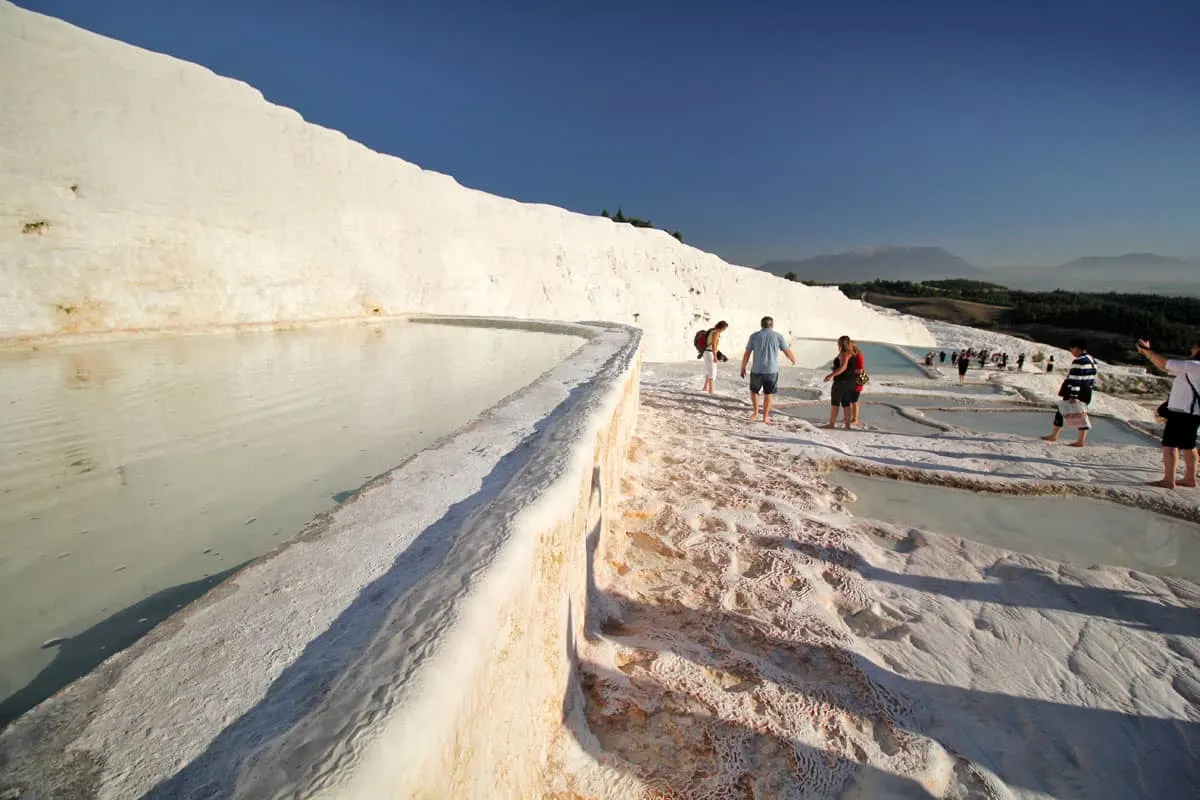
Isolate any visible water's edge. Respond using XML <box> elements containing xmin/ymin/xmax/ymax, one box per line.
<box><xmin>0</xmin><ymin>317</ymin><xmax>643</xmax><ymax>800</ymax></box>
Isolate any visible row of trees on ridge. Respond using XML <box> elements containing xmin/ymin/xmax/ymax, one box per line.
<box><xmin>601</xmin><ymin>208</ymin><xmax>683</xmax><ymax>242</ymax></box>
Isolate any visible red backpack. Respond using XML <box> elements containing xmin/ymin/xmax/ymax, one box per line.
<box><xmin>693</xmin><ymin>329</ymin><xmax>710</xmax><ymax>354</ymax></box>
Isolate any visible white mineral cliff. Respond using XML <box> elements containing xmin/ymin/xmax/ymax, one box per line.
<box><xmin>0</xmin><ymin>1</ymin><xmax>931</xmax><ymax>360</ymax></box>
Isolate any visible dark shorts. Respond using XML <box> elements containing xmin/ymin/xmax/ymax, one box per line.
<box><xmin>957</xmin><ymin>361</ymin><xmax>969</xmax><ymax>375</ymax></box>
<box><xmin>830</xmin><ymin>383</ymin><xmax>857</xmax><ymax>407</ymax></box>
<box><xmin>1162</xmin><ymin>412</ymin><xmax>1200</xmax><ymax>450</ymax></box>
<box><xmin>749</xmin><ymin>372</ymin><xmax>779</xmax><ymax>395</ymax></box>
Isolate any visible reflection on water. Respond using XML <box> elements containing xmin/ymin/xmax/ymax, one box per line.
<box><xmin>778</xmin><ymin>403</ymin><xmax>940</xmax><ymax>437</ymax></box>
<box><xmin>0</xmin><ymin>322</ymin><xmax>582</xmax><ymax>723</ymax></box>
<box><xmin>919</xmin><ymin>409</ymin><xmax>1157</xmax><ymax>447</ymax></box>
<box><xmin>829</xmin><ymin>470</ymin><xmax>1200</xmax><ymax>582</ymax></box>
<box><xmin>864</xmin><ymin>392</ymin><xmax>1017</xmax><ymax>408</ymax></box>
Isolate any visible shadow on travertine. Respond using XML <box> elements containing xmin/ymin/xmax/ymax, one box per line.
<box><xmin>138</xmin><ymin>379</ymin><xmax>597</xmax><ymax>799</ymax></box>
<box><xmin>812</xmin><ymin>540</ymin><xmax>1200</xmax><ymax>639</ymax></box>
<box><xmin>560</xmin><ymin>387</ymin><xmax>1200</xmax><ymax>799</ymax></box>
<box><xmin>565</xmin><ymin>586</ymin><xmax>1200</xmax><ymax>799</ymax></box>
<box><xmin>566</xmin><ymin>457</ymin><xmax>936</xmax><ymax>797</ymax></box>
<box><xmin>563</xmin><ymin>616</ymin><xmax>939</xmax><ymax>798</ymax></box>
<box><xmin>0</xmin><ymin>564</ymin><xmax>248</xmax><ymax>731</ymax></box>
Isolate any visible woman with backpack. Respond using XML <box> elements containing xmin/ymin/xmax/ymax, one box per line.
<box><xmin>823</xmin><ymin>336</ymin><xmax>862</xmax><ymax>429</ymax></box>
<box><xmin>697</xmin><ymin>321</ymin><xmax>728</xmax><ymax>395</ymax></box>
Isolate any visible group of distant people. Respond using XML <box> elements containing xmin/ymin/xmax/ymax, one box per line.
<box><xmin>947</xmin><ymin>348</ymin><xmax>1055</xmax><ymax>385</ymax></box>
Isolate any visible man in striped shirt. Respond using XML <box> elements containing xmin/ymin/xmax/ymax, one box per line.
<box><xmin>1042</xmin><ymin>338</ymin><xmax>1098</xmax><ymax>447</ymax></box>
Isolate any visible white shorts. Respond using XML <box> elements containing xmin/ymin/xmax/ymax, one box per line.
<box><xmin>702</xmin><ymin>350</ymin><xmax>717</xmax><ymax>379</ymax></box>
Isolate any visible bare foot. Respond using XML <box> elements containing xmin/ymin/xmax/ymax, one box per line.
<box><xmin>820</xmin><ymin>423</ymin><xmax>836</xmax><ymax>429</ymax></box>
<box><xmin>1180</xmin><ymin>481</ymin><xmax>1198</xmax><ymax>488</ymax></box>
<box><xmin>748</xmin><ymin>412</ymin><xmax>760</xmax><ymax>421</ymax></box>
<box><xmin>762</xmin><ymin>418</ymin><xmax>773</xmax><ymax>426</ymax></box>
<box><xmin>1146</xmin><ymin>479</ymin><xmax>1177</xmax><ymax>489</ymax></box>
<box><xmin>1068</xmin><ymin>441</ymin><xmax>1085</xmax><ymax>448</ymax></box>
<box><xmin>1040</xmin><ymin>435</ymin><xmax>1058</xmax><ymax>442</ymax></box>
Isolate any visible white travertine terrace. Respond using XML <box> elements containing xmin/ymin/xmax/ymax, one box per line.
<box><xmin>0</xmin><ymin>1</ymin><xmax>930</xmax><ymax>359</ymax></box>
<box><xmin>0</xmin><ymin>318</ymin><xmax>642</xmax><ymax>798</ymax></box>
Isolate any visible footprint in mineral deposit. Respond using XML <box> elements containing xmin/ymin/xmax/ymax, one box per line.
<box><xmin>908</xmin><ymin>635</ymin><xmax>936</xmax><ymax>655</ymax></box>
<box><xmin>843</xmin><ymin>605</ymin><xmax>911</xmax><ymax>640</ymax></box>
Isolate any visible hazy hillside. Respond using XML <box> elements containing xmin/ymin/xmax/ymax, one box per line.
<box><xmin>988</xmin><ymin>254</ymin><xmax>1200</xmax><ymax>296</ymax></box>
<box><xmin>760</xmin><ymin>246</ymin><xmax>978</xmax><ymax>282</ymax></box>
<box><xmin>761</xmin><ymin>247</ymin><xmax>1199</xmax><ymax>297</ymax></box>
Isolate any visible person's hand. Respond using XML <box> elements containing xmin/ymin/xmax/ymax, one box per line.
<box><xmin>740</xmin><ymin>369</ymin><xmax>746</xmax><ymax>379</ymax></box>
<box><xmin>1137</xmin><ymin>339</ymin><xmax>1151</xmax><ymax>352</ymax></box>
<box><xmin>823</xmin><ymin>374</ymin><xmax>832</xmax><ymax>382</ymax></box>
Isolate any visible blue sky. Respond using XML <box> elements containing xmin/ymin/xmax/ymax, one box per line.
<box><xmin>16</xmin><ymin>0</ymin><xmax>1200</xmax><ymax>266</ymax></box>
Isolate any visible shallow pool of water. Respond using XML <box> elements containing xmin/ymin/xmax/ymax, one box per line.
<box><xmin>778</xmin><ymin>403</ymin><xmax>941</xmax><ymax>436</ymax></box>
<box><xmin>828</xmin><ymin>470</ymin><xmax>1200</xmax><ymax>582</ymax></box>
<box><xmin>0</xmin><ymin>321</ymin><xmax>583</xmax><ymax>724</ymax></box>
<box><xmin>865</xmin><ymin>393</ymin><xmax>1023</xmax><ymax>408</ymax></box>
<box><xmin>789</xmin><ymin>339</ymin><xmax>929</xmax><ymax>377</ymax></box>
<box><xmin>919</xmin><ymin>409</ymin><xmax>1157</xmax><ymax>448</ymax></box>
<box><xmin>889</xmin><ymin>381</ymin><xmax>1006</xmax><ymax>396</ymax></box>
<box><xmin>773</xmin><ymin>386</ymin><xmax>823</xmax><ymax>402</ymax></box>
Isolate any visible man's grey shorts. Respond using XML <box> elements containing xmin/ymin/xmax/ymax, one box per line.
<box><xmin>749</xmin><ymin>372</ymin><xmax>779</xmax><ymax>395</ymax></box>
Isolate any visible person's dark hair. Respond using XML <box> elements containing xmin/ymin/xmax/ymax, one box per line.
<box><xmin>1068</xmin><ymin>337</ymin><xmax>1088</xmax><ymax>351</ymax></box>
<box><xmin>761</xmin><ymin>316</ymin><xmax>773</xmax><ymax>328</ymax></box>
<box><xmin>715</xmin><ymin>320</ymin><xmax>728</xmax><ymax>330</ymax></box>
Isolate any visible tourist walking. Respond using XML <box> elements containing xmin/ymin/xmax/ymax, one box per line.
<box><xmin>740</xmin><ymin>316</ymin><xmax>796</xmax><ymax>425</ymax></box>
<box><xmin>1017</xmin><ymin>353</ymin><xmax>1026</xmax><ymax>371</ymax></box>
<box><xmin>824</xmin><ymin>336</ymin><xmax>861</xmax><ymax>430</ymax></box>
<box><xmin>951</xmin><ymin>351</ymin><xmax>959</xmax><ymax>366</ymax></box>
<box><xmin>940</xmin><ymin>351</ymin><xmax>947</xmax><ymax>364</ymax></box>
<box><xmin>1136</xmin><ymin>337</ymin><xmax>1200</xmax><ymax>489</ymax></box>
<box><xmin>957</xmin><ymin>350</ymin><xmax>970</xmax><ymax>384</ymax></box>
<box><xmin>1042</xmin><ymin>338</ymin><xmax>1097</xmax><ymax>447</ymax></box>
<box><xmin>698</xmin><ymin>320</ymin><xmax>728</xmax><ymax>395</ymax></box>
<box><xmin>1046</xmin><ymin>355</ymin><xmax>1055</xmax><ymax>372</ymax></box>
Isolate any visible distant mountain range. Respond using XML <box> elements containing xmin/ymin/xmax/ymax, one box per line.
<box><xmin>758</xmin><ymin>247</ymin><xmax>1200</xmax><ymax>296</ymax></box>
<box><xmin>760</xmin><ymin>246</ymin><xmax>977</xmax><ymax>283</ymax></box>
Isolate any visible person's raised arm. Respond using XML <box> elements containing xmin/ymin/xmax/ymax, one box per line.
<box><xmin>1136</xmin><ymin>340</ymin><xmax>1170</xmax><ymax>372</ymax></box>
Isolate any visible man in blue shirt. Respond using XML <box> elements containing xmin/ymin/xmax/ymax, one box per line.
<box><xmin>740</xmin><ymin>316</ymin><xmax>797</xmax><ymax>424</ymax></box>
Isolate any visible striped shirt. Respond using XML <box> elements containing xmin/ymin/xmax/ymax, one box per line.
<box><xmin>1063</xmin><ymin>353</ymin><xmax>1098</xmax><ymax>394</ymax></box>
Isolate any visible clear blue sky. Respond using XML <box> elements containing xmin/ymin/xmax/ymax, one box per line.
<box><xmin>16</xmin><ymin>0</ymin><xmax>1200</xmax><ymax>266</ymax></box>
